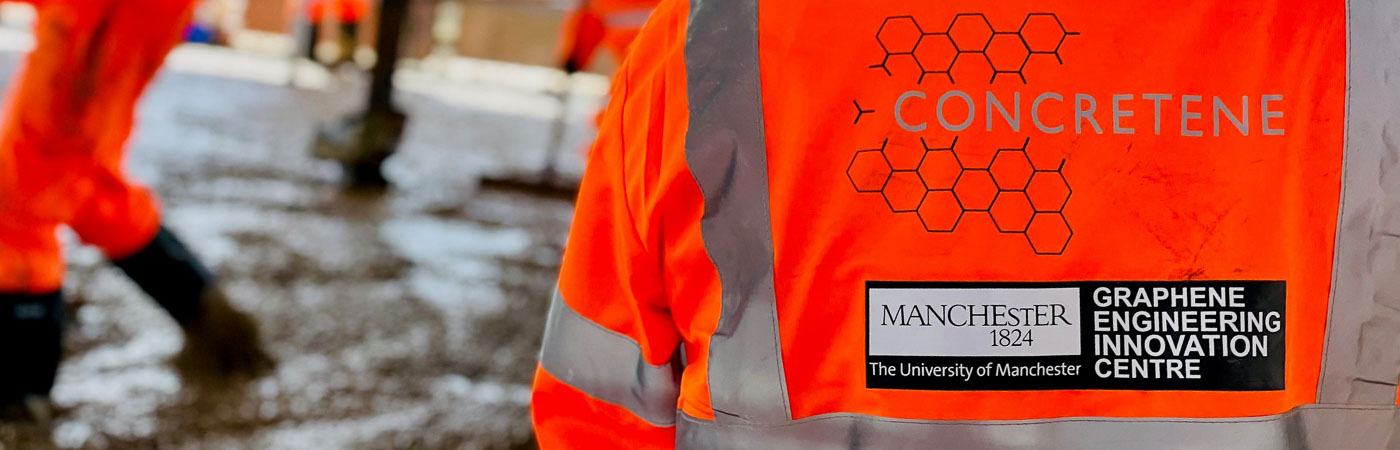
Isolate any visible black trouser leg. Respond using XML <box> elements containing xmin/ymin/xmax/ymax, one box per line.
<box><xmin>307</xmin><ymin>23</ymin><xmax>321</xmax><ymax>60</ymax></box>
<box><xmin>0</xmin><ymin>291</ymin><xmax>63</xmax><ymax>403</ymax></box>
<box><xmin>111</xmin><ymin>226</ymin><xmax>213</xmax><ymax>325</ymax></box>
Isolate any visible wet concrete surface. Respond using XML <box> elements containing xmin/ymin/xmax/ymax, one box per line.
<box><xmin>0</xmin><ymin>47</ymin><xmax>600</xmax><ymax>448</ymax></box>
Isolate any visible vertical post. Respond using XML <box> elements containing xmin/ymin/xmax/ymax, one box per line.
<box><xmin>310</xmin><ymin>0</ymin><xmax>411</xmax><ymax>186</ymax></box>
<box><xmin>369</xmin><ymin>0</ymin><xmax>408</xmax><ymax>113</ymax></box>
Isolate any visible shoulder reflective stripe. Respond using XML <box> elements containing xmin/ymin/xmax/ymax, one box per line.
<box><xmin>1319</xmin><ymin>0</ymin><xmax>1400</xmax><ymax>405</ymax></box>
<box><xmin>684</xmin><ymin>0</ymin><xmax>791</xmax><ymax>425</ymax></box>
<box><xmin>677</xmin><ymin>406</ymin><xmax>1400</xmax><ymax>449</ymax></box>
<box><xmin>538</xmin><ymin>289</ymin><xmax>680</xmax><ymax>427</ymax></box>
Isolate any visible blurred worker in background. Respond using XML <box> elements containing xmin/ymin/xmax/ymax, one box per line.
<box><xmin>184</xmin><ymin>0</ymin><xmax>240</xmax><ymax>45</ymax></box>
<box><xmin>0</xmin><ymin>0</ymin><xmax>271</xmax><ymax>421</ymax></box>
<box><xmin>558</xmin><ymin>0</ymin><xmax>657</xmax><ymax>74</ymax></box>
<box><xmin>556</xmin><ymin>0</ymin><xmax>658</xmax><ymax>160</ymax></box>
<box><xmin>533</xmin><ymin>0</ymin><xmax>1400</xmax><ymax>447</ymax></box>
<box><xmin>304</xmin><ymin>0</ymin><xmax>368</xmax><ymax>66</ymax></box>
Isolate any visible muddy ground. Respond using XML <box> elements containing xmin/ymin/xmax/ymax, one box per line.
<box><xmin>0</xmin><ymin>45</ymin><xmax>602</xmax><ymax>449</ymax></box>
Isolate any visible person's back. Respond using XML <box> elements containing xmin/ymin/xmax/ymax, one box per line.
<box><xmin>532</xmin><ymin>0</ymin><xmax>1400</xmax><ymax>447</ymax></box>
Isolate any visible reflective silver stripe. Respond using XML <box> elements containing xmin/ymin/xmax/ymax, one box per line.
<box><xmin>1319</xmin><ymin>0</ymin><xmax>1400</xmax><ymax>405</ymax></box>
<box><xmin>677</xmin><ymin>406</ymin><xmax>1400</xmax><ymax>449</ymax></box>
<box><xmin>538</xmin><ymin>289</ymin><xmax>680</xmax><ymax>426</ymax></box>
<box><xmin>602</xmin><ymin>8</ymin><xmax>653</xmax><ymax>28</ymax></box>
<box><xmin>684</xmin><ymin>0</ymin><xmax>791</xmax><ymax>425</ymax></box>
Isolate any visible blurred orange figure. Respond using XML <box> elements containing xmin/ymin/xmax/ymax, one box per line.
<box><xmin>305</xmin><ymin>0</ymin><xmax>368</xmax><ymax>24</ymax></box>
<box><xmin>0</xmin><ymin>0</ymin><xmax>270</xmax><ymax>413</ymax></box>
<box><xmin>0</xmin><ymin>0</ymin><xmax>195</xmax><ymax>295</ymax></box>
<box><xmin>303</xmin><ymin>0</ymin><xmax>368</xmax><ymax>63</ymax></box>
<box><xmin>559</xmin><ymin>0</ymin><xmax>659</xmax><ymax>72</ymax></box>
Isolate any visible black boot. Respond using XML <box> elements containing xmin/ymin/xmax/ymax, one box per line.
<box><xmin>112</xmin><ymin>226</ymin><xmax>273</xmax><ymax>385</ymax></box>
<box><xmin>0</xmin><ymin>290</ymin><xmax>61</xmax><ymax>423</ymax></box>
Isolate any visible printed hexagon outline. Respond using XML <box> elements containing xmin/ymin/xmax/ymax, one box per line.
<box><xmin>917</xmin><ymin>189</ymin><xmax>964</xmax><ymax>232</ymax></box>
<box><xmin>847</xmin><ymin>139</ymin><xmax>893</xmax><ymax>193</ymax></box>
<box><xmin>912</xmin><ymin>33</ymin><xmax>957</xmax><ymax>84</ymax></box>
<box><xmin>947</xmin><ymin>51</ymin><xmax>997</xmax><ymax>84</ymax></box>
<box><xmin>917</xmin><ymin>154</ymin><xmax>964</xmax><ymax>191</ymax></box>
<box><xmin>945</xmin><ymin>13</ymin><xmax>994</xmax><ymax>52</ymax></box>
<box><xmin>1026</xmin><ymin>167</ymin><xmax>1072</xmax><ymax>212</ymax></box>
<box><xmin>988</xmin><ymin>139</ymin><xmax>1034</xmax><ymax>191</ymax></box>
<box><xmin>881</xmin><ymin>170</ymin><xmax>930</xmax><ymax>213</ymax></box>
<box><xmin>870</xmin><ymin>15</ymin><xmax>925</xmax><ymax>76</ymax></box>
<box><xmin>986</xmin><ymin>32</ymin><xmax>1031</xmax><ymax>84</ymax></box>
<box><xmin>952</xmin><ymin>168</ymin><xmax>998</xmax><ymax>212</ymax></box>
<box><xmin>1024</xmin><ymin>211</ymin><xmax>1074</xmax><ymax>255</ymax></box>
<box><xmin>876</xmin><ymin>15</ymin><xmax>925</xmax><ymax>53</ymax></box>
<box><xmin>1018</xmin><ymin>13</ymin><xmax>1080</xmax><ymax>63</ymax></box>
<box><xmin>988</xmin><ymin>191</ymin><xmax>1035</xmax><ymax>233</ymax></box>
<box><xmin>915</xmin><ymin>137</ymin><xmax>964</xmax><ymax>191</ymax></box>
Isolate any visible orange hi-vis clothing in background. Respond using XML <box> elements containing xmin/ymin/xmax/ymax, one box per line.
<box><xmin>533</xmin><ymin>0</ymin><xmax>1400</xmax><ymax>447</ymax></box>
<box><xmin>558</xmin><ymin>0</ymin><xmax>659</xmax><ymax>72</ymax></box>
<box><xmin>305</xmin><ymin>0</ymin><xmax>368</xmax><ymax>26</ymax></box>
<box><xmin>0</xmin><ymin>0</ymin><xmax>195</xmax><ymax>293</ymax></box>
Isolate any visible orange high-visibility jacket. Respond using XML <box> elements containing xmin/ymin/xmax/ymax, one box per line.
<box><xmin>0</xmin><ymin>0</ymin><xmax>194</xmax><ymax>293</ymax></box>
<box><xmin>533</xmin><ymin>0</ymin><xmax>1400</xmax><ymax>447</ymax></box>
<box><xmin>558</xmin><ymin>0</ymin><xmax>659</xmax><ymax>71</ymax></box>
<box><xmin>305</xmin><ymin>0</ymin><xmax>368</xmax><ymax>25</ymax></box>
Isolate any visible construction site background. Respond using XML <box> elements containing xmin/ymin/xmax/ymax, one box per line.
<box><xmin>209</xmin><ymin>0</ymin><xmax>617</xmax><ymax>72</ymax></box>
<box><xmin>0</xmin><ymin>0</ymin><xmax>613</xmax><ymax>448</ymax></box>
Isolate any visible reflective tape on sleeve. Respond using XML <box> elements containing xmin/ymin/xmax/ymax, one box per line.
<box><xmin>538</xmin><ymin>289</ymin><xmax>680</xmax><ymax>427</ymax></box>
<box><xmin>678</xmin><ymin>405</ymin><xmax>1400</xmax><ymax>449</ymax></box>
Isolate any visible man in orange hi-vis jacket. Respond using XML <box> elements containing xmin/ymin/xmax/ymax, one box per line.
<box><xmin>533</xmin><ymin>0</ymin><xmax>1400</xmax><ymax>447</ymax></box>
<box><xmin>0</xmin><ymin>0</ymin><xmax>269</xmax><ymax>418</ymax></box>
<box><xmin>558</xmin><ymin>0</ymin><xmax>658</xmax><ymax>73</ymax></box>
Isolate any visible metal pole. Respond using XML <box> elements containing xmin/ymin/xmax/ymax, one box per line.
<box><xmin>310</xmin><ymin>0</ymin><xmax>410</xmax><ymax>187</ymax></box>
<box><xmin>369</xmin><ymin>0</ymin><xmax>408</xmax><ymax>113</ymax></box>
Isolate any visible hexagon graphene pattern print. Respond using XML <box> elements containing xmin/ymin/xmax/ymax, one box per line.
<box><xmin>847</xmin><ymin>137</ymin><xmax>1073</xmax><ymax>254</ymax></box>
<box><xmin>848</xmin><ymin>13</ymin><xmax>1079</xmax><ymax>255</ymax></box>
<box><xmin>869</xmin><ymin>13</ymin><xmax>1079</xmax><ymax>84</ymax></box>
